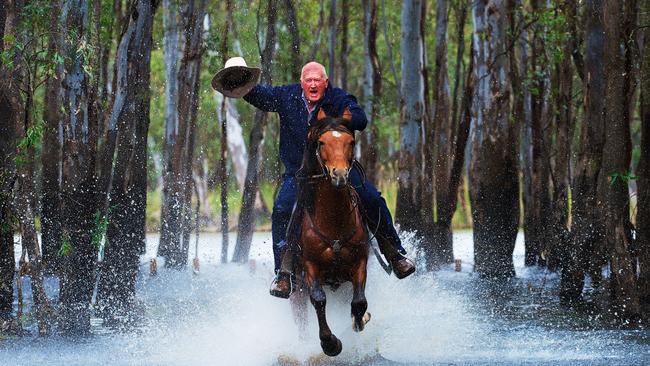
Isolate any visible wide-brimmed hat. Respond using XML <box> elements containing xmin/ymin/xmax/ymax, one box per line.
<box><xmin>211</xmin><ymin>57</ymin><xmax>261</xmax><ymax>98</ymax></box>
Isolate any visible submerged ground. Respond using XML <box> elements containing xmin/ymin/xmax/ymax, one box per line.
<box><xmin>1</xmin><ymin>231</ymin><xmax>650</xmax><ymax>365</ymax></box>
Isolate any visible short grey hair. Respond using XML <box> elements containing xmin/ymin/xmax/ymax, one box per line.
<box><xmin>300</xmin><ymin>62</ymin><xmax>328</xmax><ymax>80</ymax></box>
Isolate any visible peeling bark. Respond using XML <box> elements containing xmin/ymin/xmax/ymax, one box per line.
<box><xmin>159</xmin><ymin>0</ymin><xmax>206</xmax><ymax>268</ymax></box>
<box><xmin>469</xmin><ymin>0</ymin><xmax>518</xmax><ymax>279</ymax></box>
<box><xmin>97</xmin><ymin>0</ymin><xmax>158</xmax><ymax>326</ymax></box>
<box><xmin>41</xmin><ymin>1</ymin><xmax>63</xmax><ymax>273</ymax></box>
<box><xmin>395</xmin><ymin>0</ymin><xmax>424</xmax><ymax>231</ymax></box>
<box><xmin>58</xmin><ymin>0</ymin><xmax>100</xmax><ymax>335</ymax></box>
<box><xmin>560</xmin><ymin>0</ymin><xmax>605</xmax><ymax>305</ymax></box>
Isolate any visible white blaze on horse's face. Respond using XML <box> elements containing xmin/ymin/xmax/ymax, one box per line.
<box><xmin>319</xmin><ymin>130</ymin><xmax>354</xmax><ymax>189</ymax></box>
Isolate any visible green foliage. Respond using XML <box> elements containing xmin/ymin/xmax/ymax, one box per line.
<box><xmin>609</xmin><ymin>171</ymin><xmax>638</xmax><ymax>187</ymax></box>
<box><xmin>1</xmin><ymin>222</ymin><xmax>12</xmax><ymax>237</ymax></box>
<box><xmin>15</xmin><ymin>120</ymin><xmax>44</xmax><ymax>168</ymax></box>
<box><xmin>146</xmin><ymin>190</ymin><xmax>162</xmax><ymax>231</ymax></box>
<box><xmin>58</xmin><ymin>231</ymin><xmax>72</xmax><ymax>257</ymax></box>
<box><xmin>74</xmin><ymin>38</ymin><xmax>96</xmax><ymax>79</ymax></box>
<box><xmin>536</xmin><ymin>6</ymin><xmax>570</xmax><ymax>64</ymax></box>
<box><xmin>91</xmin><ymin>207</ymin><xmax>111</xmax><ymax>250</ymax></box>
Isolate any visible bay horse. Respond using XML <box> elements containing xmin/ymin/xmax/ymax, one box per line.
<box><xmin>289</xmin><ymin>108</ymin><xmax>371</xmax><ymax>357</ymax></box>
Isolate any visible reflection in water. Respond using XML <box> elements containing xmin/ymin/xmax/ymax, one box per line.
<box><xmin>2</xmin><ymin>232</ymin><xmax>650</xmax><ymax>365</ymax></box>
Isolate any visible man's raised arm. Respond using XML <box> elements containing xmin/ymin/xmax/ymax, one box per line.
<box><xmin>243</xmin><ymin>84</ymin><xmax>283</xmax><ymax>112</ymax></box>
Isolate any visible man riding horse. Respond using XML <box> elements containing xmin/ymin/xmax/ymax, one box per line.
<box><xmin>212</xmin><ymin>57</ymin><xmax>415</xmax><ymax>298</ymax></box>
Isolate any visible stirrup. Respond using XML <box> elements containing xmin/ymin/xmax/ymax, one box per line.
<box><xmin>390</xmin><ymin>254</ymin><xmax>415</xmax><ymax>279</ymax></box>
<box><xmin>269</xmin><ymin>271</ymin><xmax>293</xmax><ymax>299</ymax></box>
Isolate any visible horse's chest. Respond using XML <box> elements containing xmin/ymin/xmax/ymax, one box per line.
<box><xmin>303</xmin><ymin>243</ymin><xmax>356</xmax><ymax>266</ymax></box>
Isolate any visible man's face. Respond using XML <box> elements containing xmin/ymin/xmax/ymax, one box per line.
<box><xmin>301</xmin><ymin>67</ymin><xmax>328</xmax><ymax>104</ymax></box>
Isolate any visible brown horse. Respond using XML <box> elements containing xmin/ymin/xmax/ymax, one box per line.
<box><xmin>290</xmin><ymin>108</ymin><xmax>371</xmax><ymax>357</ymax></box>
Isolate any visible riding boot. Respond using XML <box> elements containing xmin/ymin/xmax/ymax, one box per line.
<box><xmin>269</xmin><ymin>245</ymin><xmax>295</xmax><ymax>298</ymax></box>
<box><xmin>376</xmin><ymin>234</ymin><xmax>415</xmax><ymax>279</ymax></box>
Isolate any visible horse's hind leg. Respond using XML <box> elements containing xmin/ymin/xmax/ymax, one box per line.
<box><xmin>351</xmin><ymin>259</ymin><xmax>371</xmax><ymax>332</ymax></box>
<box><xmin>305</xmin><ymin>262</ymin><xmax>342</xmax><ymax>357</ymax></box>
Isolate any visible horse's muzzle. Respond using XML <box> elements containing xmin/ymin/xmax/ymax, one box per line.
<box><xmin>329</xmin><ymin>168</ymin><xmax>349</xmax><ymax>189</ymax></box>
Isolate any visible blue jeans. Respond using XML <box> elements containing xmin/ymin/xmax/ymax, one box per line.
<box><xmin>271</xmin><ymin>167</ymin><xmax>404</xmax><ymax>270</ymax></box>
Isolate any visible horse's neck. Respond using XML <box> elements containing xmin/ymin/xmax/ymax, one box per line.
<box><xmin>312</xmin><ymin>182</ymin><xmax>357</xmax><ymax>229</ymax></box>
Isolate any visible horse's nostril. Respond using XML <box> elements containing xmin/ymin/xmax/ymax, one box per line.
<box><xmin>331</xmin><ymin>175</ymin><xmax>347</xmax><ymax>189</ymax></box>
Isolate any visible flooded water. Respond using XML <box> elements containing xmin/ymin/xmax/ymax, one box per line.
<box><xmin>2</xmin><ymin>231</ymin><xmax>650</xmax><ymax>365</ymax></box>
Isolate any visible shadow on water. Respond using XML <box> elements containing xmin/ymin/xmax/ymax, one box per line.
<box><xmin>3</xmin><ymin>232</ymin><xmax>650</xmax><ymax>366</ymax></box>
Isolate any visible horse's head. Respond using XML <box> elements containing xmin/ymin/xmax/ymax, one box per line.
<box><xmin>309</xmin><ymin>108</ymin><xmax>355</xmax><ymax>189</ymax></box>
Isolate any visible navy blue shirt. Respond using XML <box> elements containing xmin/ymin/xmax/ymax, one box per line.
<box><xmin>243</xmin><ymin>83</ymin><xmax>367</xmax><ymax>176</ymax></box>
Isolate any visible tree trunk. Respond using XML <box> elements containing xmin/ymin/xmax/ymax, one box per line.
<box><xmin>420</xmin><ymin>0</ymin><xmax>433</xmax><ymax>240</ymax></box>
<box><xmin>427</xmin><ymin>0</ymin><xmax>455</xmax><ymax>268</ymax></box>
<box><xmin>523</xmin><ymin>0</ymin><xmax>552</xmax><ymax>267</ymax></box>
<box><xmin>0</xmin><ymin>1</ymin><xmax>16</xmax><ymax>322</ymax></box>
<box><xmin>548</xmin><ymin>2</ymin><xmax>573</xmax><ymax>271</ymax></box>
<box><xmin>14</xmin><ymin>98</ymin><xmax>53</xmax><ymax>336</ymax></box>
<box><xmin>638</xmin><ymin>0</ymin><xmax>650</xmax><ymax>304</ymax></box>
<box><xmin>328</xmin><ymin>0</ymin><xmax>336</xmax><ymax>83</ymax></box>
<box><xmin>233</xmin><ymin>0</ymin><xmax>277</xmax><ymax>263</ymax></box>
<box><xmin>395</xmin><ymin>0</ymin><xmax>424</xmax><ymax>232</ymax></box>
<box><xmin>469</xmin><ymin>0</ymin><xmax>518</xmax><ymax>279</ymax></box>
<box><xmin>339</xmin><ymin>0</ymin><xmax>348</xmax><ymax>90</ymax></box>
<box><xmin>309</xmin><ymin>0</ymin><xmax>326</xmax><ymax>61</ymax></box>
<box><xmin>158</xmin><ymin>0</ymin><xmax>206</xmax><ymax>268</ymax></box>
<box><xmin>215</xmin><ymin>93</ymin><xmax>248</xmax><ymax>191</ymax></box>
<box><xmin>360</xmin><ymin>0</ymin><xmax>380</xmax><ymax>183</ymax></box>
<box><xmin>560</xmin><ymin>0</ymin><xmax>605</xmax><ymax>305</ymax></box>
<box><xmin>219</xmin><ymin>2</ymin><xmax>231</xmax><ymax>263</ymax></box>
<box><xmin>284</xmin><ymin>0</ymin><xmax>301</xmax><ymax>81</ymax></box>
<box><xmin>58</xmin><ymin>0</ymin><xmax>99</xmax><ymax>335</ymax></box>
<box><xmin>41</xmin><ymin>1</ymin><xmax>63</xmax><ymax>273</ymax></box>
<box><xmin>518</xmin><ymin>2</ymin><xmax>534</xmax><ymax>271</ymax></box>
<box><xmin>508</xmin><ymin>0</ymin><xmax>527</xmax><ymax>263</ymax></box>
<box><xmin>599</xmin><ymin>0</ymin><xmax>639</xmax><ymax>319</ymax></box>
<box><xmin>2</xmin><ymin>0</ymin><xmax>53</xmax><ymax>335</ymax></box>
<box><xmin>96</xmin><ymin>0</ymin><xmax>157</xmax><ymax>326</ymax></box>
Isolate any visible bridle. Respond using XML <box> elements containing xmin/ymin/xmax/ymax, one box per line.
<box><xmin>294</xmin><ymin>122</ymin><xmax>367</xmax><ymax>255</ymax></box>
<box><xmin>296</xmin><ymin>123</ymin><xmax>356</xmax><ymax>183</ymax></box>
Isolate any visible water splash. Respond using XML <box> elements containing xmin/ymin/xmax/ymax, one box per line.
<box><xmin>3</xmin><ymin>232</ymin><xmax>650</xmax><ymax>365</ymax></box>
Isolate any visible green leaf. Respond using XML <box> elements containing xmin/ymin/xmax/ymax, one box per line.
<box><xmin>91</xmin><ymin>208</ymin><xmax>109</xmax><ymax>250</ymax></box>
<box><xmin>608</xmin><ymin>171</ymin><xmax>637</xmax><ymax>186</ymax></box>
<box><xmin>58</xmin><ymin>232</ymin><xmax>72</xmax><ymax>257</ymax></box>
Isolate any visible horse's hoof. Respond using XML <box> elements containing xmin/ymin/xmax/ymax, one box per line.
<box><xmin>321</xmin><ymin>335</ymin><xmax>342</xmax><ymax>357</ymax></box>
<box><xmin>352</xmin><ymin>312</ymin><xmax>371</xmax><ymax>332</ymax></box>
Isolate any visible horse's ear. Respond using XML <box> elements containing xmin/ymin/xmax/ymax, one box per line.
<box><xmin>342</xmin><ymin>107</ymin><xmax>352</xmax><ymax>121</ymax></box>
<box><xmin>317</xmin><ymin>108</ymin><xmax>328</xmax><ymax>121</ymax></box>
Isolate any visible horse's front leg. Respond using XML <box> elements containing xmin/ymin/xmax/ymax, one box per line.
<box><xmin>351</xmin><ymin>258</ymin><xmax>371</xmax><ymax>332</ymax></box>
<box><xmin>304</xmin><ymin>260</ymin><xmax>342</xmax><ymax>357</ymax></box>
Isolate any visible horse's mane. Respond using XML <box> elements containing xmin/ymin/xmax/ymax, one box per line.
<box><xmin>296</xmin><ymin>116</ymin><xmax>353</xmax><ymax>212</ymax></box>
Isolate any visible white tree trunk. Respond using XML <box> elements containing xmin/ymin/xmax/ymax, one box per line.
<box><xmin>215</xmin><ymin>93</ymin><xmax>248</xmax><ymax>191</ymax></box>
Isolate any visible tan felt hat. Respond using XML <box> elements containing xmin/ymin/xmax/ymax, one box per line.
<box><xmin>211</xmin><ymin>57</ymin><xmax>261</xmax><ymax>98</ymax></box>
